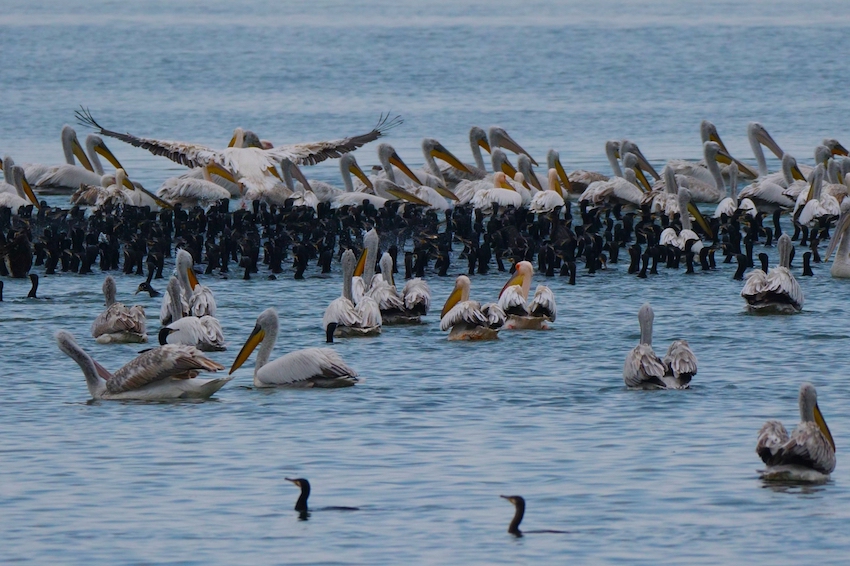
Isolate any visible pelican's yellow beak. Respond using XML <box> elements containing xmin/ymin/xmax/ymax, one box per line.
<box><xmin>186</xmin><ymin>267</ymin><xmax>200</xmax><ymax>290</ymax></box>
<box><xmin>431</xmin><ymin>143</ymin><xmax>471</xmax><ymax>174</ymax></box>
<box><xmin>500</xmin><ymin>159</ymin><xmax>519</xmax><ymax>180</ymax></box>
<box><xmin>121</xmin><ymin>176</ymin><xmax>135</xmax><ymax>191</ymax></box>
<box><xmin>791</xmin><ymin>163</ymin><xmax>806</xmax><ymax>182</ymax></box>
<box><xmin>633</xmin><ymin>166</ymin><xmax>653</xmax><ymax>193</ymax></box>
<box><xmin>349</xmin><ymin>162</ymin><xmax>373</xmax><ymax>190</ymax></box>
<box><xmin>500</xmin><ymin>270</ymin><xmax>524</xmax><ymax>298</ymax></box>
<box><xmin>230</xmin><ymin>325</ymin><xmax>265</xmax><ymax>375</ymax></box>
<box><xmin>435</xmin><ymin>186</ymin><xmax>459</xmax><ymax>201</ymax></box>
<box><xmin>207</xmin><ymin>162</ymin><xmax>236</xmax><ymax>184</ymax></box>
<box><xmin>553</xmin><ymin>155</ymin><xmax>572</xmax><ymax>194</ymax></box>
<box><xmin>353</xmin><ymin>248</ymin><xmax>368</xmax><ymax>277</ymax></box>
<box><xmin>814</xmin><ymin>402</ymin><xmax>836</xmax><ymax>452</ymax></box>
<box><xmin>123</xmin><ymin>175</ymin><xmax>174</xmax><ymax>209</ymax></box>
<box><xmin>94</xmin><ymin>142</ymin><xmax>124</xmax><ymax>171</ymax></box>
<box><xmin>831</xmin><ymin>142</ymin><xmax>849</xmax><ymax>157</ymax></box>
<box><xmin>497</xmin><ymin>133</ymin><xmax>537</xmax><ymax>166</ymax></box>
<box><xmin>388</xmin><ymin>152</ymin><xmax>423</xmax><ymax>186</ymax></box>
<box><xmin>72</xmin><ymin>135</ymin><xmax>94</xmax><ymax>172</ymax></box>
<box><xmin>20</xmin><ymin>172</ymin><xmax>40</xmax><ymax>209</ymax></box>
<box><xmin>497</xmin><ymin>177</ymin><xmax>515</xmax><ymax>191</ymax></box>
<box><xmin>708</xmin><ymin>131</ymin><xmax>727</xmax><ymax>153</ymax></box>
<box><xmin>479</xmin><ymin>137</ymin><xmax>491</xmax><ymax>154</ymax></box>
<box><xmin>228</xmin><ymin>132</ymin><xmax>238</xmax><ymax>148</ymax></box>
<box><xmin>441</xmin><ymin>284</ymin><xmax>464</xmax><ymax>318</ymax></box>
<box><xmin>731</xmin><ymin>158</ymin><xmax>759</xmax><ymax>180</ymax></box>
<box><xmin>687</xmin><ymin>202</ymin><xmax>713</xmax><ymax>240</ymax></box>
<box><xmin>385</xmin><ymin>187</ymin><xmax>431</xmax><ymax>206</ymax></box>
<box><xmin>268</xmin><ymin>166</ymin><xmax>282</xmax><ymax>180</ymax></box>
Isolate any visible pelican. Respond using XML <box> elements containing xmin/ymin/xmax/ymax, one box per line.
<box><xmin>528</xmin><ymin>169</ymin><xmax>566</xmax><ymax>213</ymax></box>
<box><xmin>90</xmin><ymin>275</ymin><xmax>147</xmax><ymax>343</ymax></box>
<box><xmin>156</xmin><ymin>163</ymin><xmax>234</xmax><ymax>207</ymax></box>
<box><xmin>470</xmin><ymin>172</ymin><xmax>523</xmax><ymax>212</ymax></box>
<box><xmin>741</xmin><ymin>233</ymin><xmax>803</xmax><ymax>313</ymax></box>
<box><xmin>579</xmin><ymin>152</ymin><xmax>645</xmax><ymax>209</ymax></box>
<box><xmin>795</xmin><ymin>164</ymin><xmax>839</xmax><ymax>227</ymax></box>
<box><xmin>352</xmin><ymin>228</ymin><xmax>379</xmax><ymax>304</ymax></box>
<box><xmin>24</xmin><ymin>126</ymin><xmax>125</xmax><ymax>193</ymax></box>
<box><xmin>756</xmin><ymin>382</ymin><xmax>835</xmax><ymax>482</ymax></box>
<box><xmin>159</xmin><ymin>278</ymin><xmax>226</xmax><ymax>352</ymax></box>
<box><xmin>413</xmin><ymin>138</ymin><xmax>473</xmax><ymax>190</ymax></box>
<box><xmin>823</xmin><ymin>200</ymin><xmax>850</xmax><ymax>278</ymax></box>
<box><xmin>667</xmin><ymin>120</ymin><xmax>758</xmax><ymax>183</ymax></box>
<box><xmin>0</xmin><ymin>165</ymin><xmax>40</xmax><ymax>211</ymax></box>
<box><xmin>306</xmin><ymin>154</ymin><xmax>387</xmax><ymax>208</ymax></box>
<box><xmin>438</xmin><ymin>126</ymin><xmax>491</xmax><ymax>185</ymax></box>
<box><xmin>323</xmin><ymin>249</ymin><xmax>381</xmax><ymax>337</ymax></box>
<box><xmin>230</xmin><ymin>308</ymin><xmax>358</xmax><ymax>388</ymax></box>
<box><xmin>367</xmin><ymin>252</ymin><xmax>427</xmax><ymax>324</ymax></box>
<box><xmin>623</xmin><ymin>303</ymin><xmax>696</xmax><ymax>390</ymax></box>
<box><xmin>375</xmin><ymin>143</ymin><xmax>460</xmax><ymax>210</ymax></box>
<box><xmin>659</xmin><ymin>186</ymin><xmax>712</xmax><ymax>253</ymax></box>
<box><xmin>76</xmin><ymin>108</ymin><xmax>398</xmax><ymax>199</ymax></box>
<box><xmin>498</xmin><ymin>261</ymin><xmax>555</xmax><ymax>330</ymax></box>
<box><xmin>548</xmin><ymin>149</ymin><xmax>599</xmax><ymax>196</ymax></box>
<box><xmin>175</xmin><ymin>249</ymin><xmax>216</xmax><ymax>318</ymax></box>
<box><xmin>56</xmin><ymin>330</ymin><xmax>229</xmax><ymax>400</ymax></box>
<box><xmin>440</xmin><ymin>275</ymin><xmax>500</xmax><ymax>340</ymax></box>
<box><xmin>713</xmin><ymin>164</ymin><xmax>755</xmax><ymax>218</ymax></box>
<box><xmin>488</xmin><ymin>126</ymin><xmax>537</xmax><ymax>165</ymax></box>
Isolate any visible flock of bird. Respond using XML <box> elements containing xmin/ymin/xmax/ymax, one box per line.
<box><xmin>2</xmin><ymin>111</ymin><xmax>844</xmax><ymax>533</ymax></box>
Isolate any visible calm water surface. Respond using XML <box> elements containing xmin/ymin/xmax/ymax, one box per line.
<box><xmin>3</xmin><ymin>1</ymin><xmax>850</xmax><ymax>564</ymax></box>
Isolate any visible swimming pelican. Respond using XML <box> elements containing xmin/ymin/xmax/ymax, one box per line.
<box><xmin>488</xmin><ymin>126</ymin><xmax>537</xmax><ymax>165</ymax></box>
<box><xmin>756</xmin><ymin>382</ymin><xmax>835</xmax><ymax>482</ymax></box>
<box><xmin>795</xmin><ymin>164</ymin><xmax>839</xmax><ymax>227</ymax></box>
<box><xmin>667</xmin><ymin>120</ymin><xmax>758</xmax><ymax>183</ymax></box>
<box><xmin>547</xmin><ymin>149</ymin><xmax>599</xmax><ymax>196</ymax></box>
<box><xmin>623</xmin><ymin>303</ymin><xmax>696</xmax><ymax>389</ymax></box>
<box><xmin>175</xmin><ymin>249</ymin><xmax>216</xmax><ymax>318</ymax></box>
<box><xmin>323</xmin><ymin>249</ymin><xmax>381</xmax><ymax>337</ymax></box>
<box><xmin>76</xmin><ymin>108</ymin><xmax>398</xmax><ymax>199</ymax></box>
<box><xmin>367</xmin><ymin>252</ymin><xmax>421</xmax><ymax>324</ymax></box>
<box><xmin>56</xmin><ymin>330</ymin><xmax>229</xmax><ymax>400</ymax></box>
<box><xmin>0</xmin><ymin>165</ymin><xmax>40</xmax><ymax>211</ymax></box>
<box><xmin>375</xmin><ymin>143</ymin><xmax>459</xmax><ymax>209</ymax></box>
<box><xmin>413</xmin><ymin>138</ymin><xmax>473</xmax><ymax>190</ymax></box>
<box><xmin>307</xmin><ymin>154</ymin><xmax>387</xmax><ymax>208</ymax></box>
<box><xmin>713</xmin><ymin>164</ymin><xmax>755</xmax><ymax>218</ymax></box>
<box><xmin>529</xmin><ymin>169</ymin><xmax>566</xmax><ymax>213</ymax></box>
<box><xmin>498</xmin><ymin>261</ymin><xmax>555</xmax><ymax>330</ymax></box>
<box><xmin>159</xmin><ymin>278</ymin><xmax>226</xmax><ymax>351</ymax></box>
<box><xmin>741</xmin><ymin>233</ymin><xmax>803</xmax><ymax>313</ymax></box>
<box><xmin>438</xmin><ymin>126</ymin><xmax>491</xmax><ymax>185</ymax></box>
<box><xmin>440</xmin><ymin>275</ymin><xmax>500</xmax><ymax>340</ymax></box>
<box><xmin>823</xmin><ymin>200</ymin><xmax>850</xmax><ymax>278</ymax></box>
<box><xmin>90</xmin><ymin>275</ymin><xmax>147</xmax><ymax>343</ymax></box>
<box><xmin>230</xmin><ymin>308</ymin><xmax>358</xmax><ymax>388</ymax></box>
<box><xmin>156</xmin><ymin>163</ymin><xmax>234</xmax><ymax>207</ymax></box>
<box><xmin>580</xmin><ymin>153</ymin><xmax>646</xmax><ymax>209</ymax></box>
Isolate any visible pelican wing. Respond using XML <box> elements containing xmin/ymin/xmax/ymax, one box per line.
<box><xmin>91</xmin><ymin>303</ymin><xmax>146</xmax><ymax>337</ymax></box>
<box><xmin>756</xmin><ymin>420</ymin><xmax>790</xmax><ymax>465</ymax></box>
<box><xmin>157</xmin><ymin>177</ymin><xmax>231</xmax><ymax>206</ymax></box>
<box><xmin>367</xmin><ymin>277</ymin><xmax>405</xmax><ymax>311</ymax></box>
<box><xmin>663</xmin><ymin>339</ymin><xmax>697</xmax><ymax>380</ymax></box>
<box><xmin>741</xmin><ymin>269</ymin><xmax>768</xmax><ymax>303</ymax></box>
<box><xmin>481</xmin><ymin>302</ymin><xmax>507</xmax><ymax>329</ymax></box>
<box><xmin>440</xmin><ymin>299</ymin><xmax>487</xmax><ymax>331</ymax></box>
<box><xmin>769</xmin><ymin>422</ymin><xmax>836</xmax><ymax>475</ymax></box>
<box><xmin>528</xmin><ymin>285</ymin><xmax>556</xmax><ymax>321</ymax></box>
<box><xmin>256</xmin><ymin>347</ymin><xmax>357</xmax><ymax>386</ymax></box>
<box><xmin>497</xmin><ymin>285</ymin><xmax>528</xmax><ymax>316</ymax></box>
<box><xmin>323</xmin><ymin>297</ymin><xmax>360</xmax><ymax>330</ymax></box>
<box><xmin>529</xmin><ymin>190</ymin><xmax>565</xmax><ymax>213</ymax></box>
<box><xmin>402</xmin><ymin>278</ymin><xmax>431</xmax><ymax>315</ymax></box>
<box><xmin>354</xmin><ymin>296</ymin><xmax>382</xmax><ymax>328</ymax></box>
<box><xmin>107</xmin><ymin>344</ymin><xmax>224</xmax><ymax>393</ymax></box>
<box><xmin>764</xmin><ymin>267</ymin><xmax>804</xmax><ymax>310</ymax></box>
<box><xmin>189</xmin><ymin>286</ymin><xmax>217</xmax><ymax>318</ymax></box>
<box><xmin>623</xmin><ymin>344</ymin><xmax>666</xmax><ymax>388</ymax></box>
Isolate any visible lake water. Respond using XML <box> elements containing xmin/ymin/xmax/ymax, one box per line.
<box><xmin>3</xmin><ymin>1</ymin><xmax>850</xmax><ymax>564</ymax></box>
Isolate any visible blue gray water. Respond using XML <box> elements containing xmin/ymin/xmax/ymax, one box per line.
<box><xmin>3</xmin><ymin>1</ymin><xmax>850</xmax><ymax>564</ymax></box>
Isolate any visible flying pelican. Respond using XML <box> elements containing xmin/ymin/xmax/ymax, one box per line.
<box><xmin>529</xmin><ymin>169</ymin><xmax>566</xmax><ymax>213</ymax></box>
<box><xmin>323</xmin><ymin>249</ymin><xmax>381</xmax><ymax>337</ymax></box>
<box><xmin>156</xmin><ymin>163</ymin><xmax>234</xmax><ymax>207</ymax></box>
<box><xmin>76</xmin><ymin>107</ymin><xmax>399</xmax><ymax>199</ymax></box>
<box><xmin>56</xmin><ymin>330</ymin><xmax>229</xmax><ymax>400</ymax></box>
<box><xmin>159</xmin><ymin>278</ymin><xmax>226</xmax><ymax>352</ymax></box>
<box><xmin>440</xmin><ymin>275</ymin><xmax>501</xmax><ymax>340</ymax></box>
<box><xmin>623</xmin><ymin>303</ymin><xmax>697</xmax><ymax>390</ymax></box>
<box><xmin>498</xmin><ymin>261</ymin><xmax>555</xmax><ymax>330</ymax></box>
<box><xmin>741</xmin><ymin>233</ymin><xmax>803</xmax><ymax>313</ymax></box>
<box><xmin>823</xmin><ymin>200</ymin><xmax>850</xmax><ymax>278</ymax></box>
<box><xmin>230</xmin><ymin>308</ymin><xmax>358</xmax><ymax>388</ymax></box>
<box><xmin>90</xmin><ymin>275</ymin><xmax>147</xmax><ymax>343</ymax></box>
<box><xmin>756</xmin><ymin>382</ymin><xmax>835</xmax><ymax>482</ymax></box>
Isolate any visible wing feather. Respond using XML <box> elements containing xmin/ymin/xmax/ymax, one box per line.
<box><xmin>107</xmin><ymin>345</ymin><xmax>224</xmax><ymax>393</ymax></box>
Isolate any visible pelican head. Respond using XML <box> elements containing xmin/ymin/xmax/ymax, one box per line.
<box><xmin>493</xmin><ymin>171</ymin><xmax>514</xmax><ymax>191</ymax></box>
<box><xmin>11</xmin><ymin>166</ymin><xmax>40</xmax><ymax>207</ymax></box>
<box><xmin>620</xmin><ymin>140</ymin><xmax>659</xmax><ymax>180</ymax></box>
<box><xmin>800</xmin><ymin>382</ymin><xmax>835</xmax><ymax>452</ymax></box>
<box><xmin>547</xmin><ymin>168</ymin><xmax>563</xmax><ymax>197</ymax></box>
<box><xmin>377</xmin><ymin>143</ymin><xmax>422</xmax><ymax>185</ymax></box>
<box><xmin>823</xmin><ymin>138</ymin><xmax>849</xmax><ymax>157</ymax></box>
<box><xmin>748</xmin><ymin>123</ymin><xmax>784</xmax><ymax>160</ymax></box>
<box><xmin>470</xmin><ymin>126</ymin><xmax>491</xmax><ymax>153</ymax></box>
<box><xmin>86</xmin><ymin>134</ymin><xmax>124</xmax><ymax>173</ymax></box>
<box><xmin>228</xmin><ymin>127</ymin><xmax>245</xmax><ymax>148</ymax></box>
<box><xmin>637</xmin><ymin>302</ymin><xmax>653</xmax><ymax>345</ymax></box>
<box><xmin>379</xmin><ymin>252</ymin><xmax>394</xmax><ymax>287</ymax></box>
<box><xmin>781</xmin><ymin>154</ymin><xmax>807</xmax><ymax>183</ymax></box>
<box><xmin>517</xmin><ymin>154</ymin><xmax>542</xmax><ymax>191</ymax></box>
<box><xmin>546</xmin><ymin>149</ymin><xmax>572</xmax><ymax>193</ymax></box>
<box><xmin>175</xmin><ymin>249</ymin><xmax>200</xmax><ymax>292</ymax></box>
<box><xmin>442</xmin><ymin>274</ymin><xmax>471</xmax><ymax>319</ymax></box>
<box><xmin>230</xmin><ymin>307</ymin><xmax>278</xmax><ymax>375</ymax></box>
<box><xmin>500</xmin><ymin>261</ymin><xmax>533</xmax><ymax>299</ymax></box>
<box><xmin>422</xmin><ymin>138</ymin><xmax>471</xmax><ymax>174</ymax></box>
<box><xmin>340</xmin><ymin>154</ymin><xmax>372</xmax><ymax>190</ymax></box>
<box><xmin>814</xmin><ymin>145</ymin><xmax>832</xmax><ymax>167</ymax></box>
<box><xmin>488</xmin><ymin>127</ymin><xmax>537</xmax><ymax>165</ymax></box>
<box><xmin>491</xmin><ymin>148</ymin><xmax>519</xmax><ymax>180</ymax></box>
<box><xmin>62</xmin><ymin>124</ymin><xmax>94</xmax><ymax>171</ymax></box>
<box><xmin>663</xmin><ymin>165</ymin><xmax>678</xmax><ymax>195</ymax></box>
<box><xmin>700</xmin><ymin>120</ymin><xmax>724</xmax><ymax>149</ymax></box>
<box><xmin>824</xmin><ymin>204</ymin><xmax>850</xmax><ymax>263</ymax></box>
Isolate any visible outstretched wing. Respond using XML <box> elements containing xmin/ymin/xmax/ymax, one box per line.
<box><xmin>107</xmin><ymin>344</ymin><xmax>224</xmax><ymax>393</ymax></box>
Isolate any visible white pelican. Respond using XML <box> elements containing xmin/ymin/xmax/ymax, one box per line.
<box><xmin>517</xmin><ymin>154</ymin><xmax>544</xmax><ymax>192</ymax></box>
<box><xmin>175</xmin><ymin>249</ymin><xmax>216</xmax><ymax>318</ymax></box>
<box><xmin>547</xmin><ymin>149</ymin><xmax>600</xmax><ymax>197</ymax></box>
<box><xmin>623</xmin><ymin>303</ymin><xmax>697</xmax><ymax>390</ymax></box>
<box><xmin>156</xmin><ymin>163</ymin><xmax>234</xmax><ymax>207</ymax></box>
<box><xmin>159</xmin><ymin>278</ymin><xmax>226</xmax><ymax>352</ymax></box>
<box><xmin>374</xmin><ymin>143</ymin><xmax>459</xmax><ymax>210</ymax></box>
<box><xmin>470</xmin><ymin>172</ymin><xmax>523</xmax><ymax>212</ymax></box>
<box><xmin>777</xmin><ymin>154</ymin><xmax>808</xmax><ymax>202</ymax></box>
<box><xmin>0</xmin><ymin>165</ymin><xmax>40</xmax><ymax>211</ymax></box>
<box><xmin>713</xmin><ymin>164</ymin><xmax>755</xmax><ymax>218</ymax></box>
<box><xmin>741</xmin><ymin>233</ymin><xmax>803</xmax><ymax>313</ymax></box>
<box><xmin>76</xmin><ymin>108</ymin><xmax>398</xmax><ymax>199</ymax></box>
<box><xmin>440</xmin><ymin>275</ymin><xmax>499</xmax><ymax>340</ymax></box>
<box><xmin>230</xmin><ymin>308</ymin><xmax>358</xmax><ymax>388</ymax></box>
<box><xmin>56</xmin><ymin>330</ymin><xmax>229</xmax><ymax>401</ymax></box>
<box><xmin>401</xmin><ymin>276</ymin><xmax>431</xmax><ymax>319</ymax></box>
<box><xmin>368</xmin><ymin>252</ymin><xmax>427</xmax><ymax>324</ymax></box>
<box><xmin>352</xmin><ymin>228</ymin><xmax>379</xmax><ymax>305</ymax></box>
<box><xmin>412</xmin><ymin>138</ymin><xmax>473</xmax><ymax>190</ymax></box>
<box><xmin>438</xmin><ymin>126</ymin><xmax>491</xmax><ymax>186</ymax></box>
<box><xmin>794</xmin><ymin>164</ymin><xmax>839</xmax><ymax>227</ymax></box>
<box><xmin>323</xmin><ymin>249</ymin><xmax>381</xmax><ymax>337</ymax></box>
<box><xmin>756</xmin><ymin>382</ymin><xmax>835</xmax><ymax>482</ymax></box>
<box><xmin>823</xmin><ymin>200</ymin><xmax>850</xmax><ymax>278</ymax></box>
<box><xmin>667</xmin><ymin>120</ymin><xmax>758</xmax><ymax>183</ymax></box>
<box><xmin>497</xmin><ymin>261</ymin><xmax>555</xmax><ymax>330</ymax></box>
<box><xmin>488</xmin><ymin>126</ymin><xmax>538</xmax><ymax>165</ymax></box>
<box><xmin>307</xmin><ymin>154</ymin><xmax>388</xmax><ymax>208</ymax></box>
<box><xmin>280</xmin><ymin>159</ymin><xmax>320</xmax><ymax>210</ymax></box>
<box><xmin>90</xmin><ymin>275</ymin><xmax>147</xmax><ymax>344</ymax></box>
<box><xmin>580</xmin><ymin>152</ymin><xmax>645</xmax><ymax>209</ymax></box>
<box><xmin>528</xmin><ymin>169</ymin><xmax>566</xmax><ymax>213</ymax></box>
<box><xmin>29</xmin><ymin>132</ymin><xmax>129</xmax><ymax>194</ymax></box>
<box><xmin>659</xmin><ymin>187</ymin><xmax>712</xmax><ymax>253</ymax></box>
